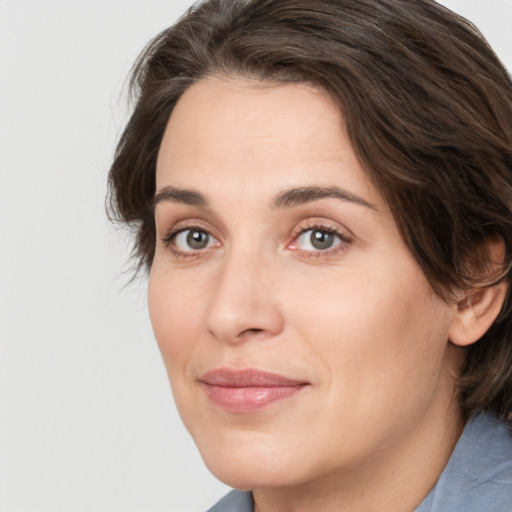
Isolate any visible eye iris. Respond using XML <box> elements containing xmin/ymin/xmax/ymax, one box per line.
<box><xmin>186</xmin><ymin>230</ymin><xmax>209</xmax><ymax>249</ymax></box>
<box><xmin>310</xmin><ymin>230</ymin><xmax>334</xmax><ymax>250</ymax></box>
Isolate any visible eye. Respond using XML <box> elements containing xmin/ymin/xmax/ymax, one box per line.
<box><xmin>171</xmin><ymin>228</ymin><xmax>218</xmax><ymax>252</ymax></box>
<box><xmin>294</xmin><ymin>228</ymin><xmax>346</xmax><ymax>252</ymax></box>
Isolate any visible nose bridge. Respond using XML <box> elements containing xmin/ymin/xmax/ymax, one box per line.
<box><xmin>205</xmin><ymin>240</ymin><xmax>283</xmax><ymax>344</ymax></box>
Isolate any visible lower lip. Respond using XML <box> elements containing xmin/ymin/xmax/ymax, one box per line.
<box><xmin>203</xmin><ymin>384</ymin><xmax>307</xmax><ymax>413</ymax></box>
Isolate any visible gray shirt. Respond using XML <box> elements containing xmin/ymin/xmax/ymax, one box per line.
<box><xmin>207</xmin><ymin>413</ymin><xmax>512</xmax><ymax>511</ymax></box>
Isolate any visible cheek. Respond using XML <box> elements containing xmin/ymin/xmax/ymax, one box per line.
<box><xmin>289</xmin><ymin>257</ymin><xmax>453</xmax><ymax>410</ymax></box>
<box><xmin>147</xmin><ymin>264</ymin><xmax>213</xmax><ymax>429</ymax></box>
<box><xmin>147</xmin><ymin>265</ymin><xmax>203</xmax><ymax>367</ymax></box>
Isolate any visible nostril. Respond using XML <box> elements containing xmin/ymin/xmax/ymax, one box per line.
<box><xmin>239</xmin><ymin>328</ymin><xmax>265</xmax><ymax>338</ymax></box>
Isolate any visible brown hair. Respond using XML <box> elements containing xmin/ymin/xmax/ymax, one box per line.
<box><xmin>108</xmin><ymin>0</ymin><xmax>512</xmax><ymax>423</ymax></box>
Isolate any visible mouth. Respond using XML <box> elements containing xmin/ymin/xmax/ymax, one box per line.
<box><xmin>199</xmin><ymin>368</ymin><xmax>309</xmax><ymax>413</ymax></box>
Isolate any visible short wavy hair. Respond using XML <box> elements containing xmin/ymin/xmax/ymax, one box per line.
<box><xmin>108</xmin><ymin>0</ymin><xmax>512</xmax><ymax>423</ymax></box>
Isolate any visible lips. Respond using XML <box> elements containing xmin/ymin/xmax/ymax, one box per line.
<box><xmin>199</xmin><ymin>368</ymin><xmax>309</xmax><ymax>413</ymax></box>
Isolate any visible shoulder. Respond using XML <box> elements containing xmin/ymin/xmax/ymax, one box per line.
<box><xmin>461</xmin><ymin>414</ymin><xmax>512</xmax><ymax>511</ymax></box>
<box><xmin>418</xmin><ymin>413</ymin><xmax>512</xmax><ymax>512</ymax></box>
<box><xmin>206</xmin><ymin>490</ymin><xmax>253</xmax><ymax>512</ymax></box>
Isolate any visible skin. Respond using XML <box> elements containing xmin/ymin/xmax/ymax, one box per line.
<box><xmin>149</xmin><ymin>77</ymin><xmax>469</xmax><ymax>512</ymax></box>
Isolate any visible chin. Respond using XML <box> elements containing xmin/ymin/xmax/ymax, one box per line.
<box><xmin>194</xmin><ymin>429</ymin><xmax>310</xmax><ymax>490</ymax></box>
<box><xmin>204</xmin><ymin>457</ymin><xmax>302</xmax><ymax>491</ymax></box>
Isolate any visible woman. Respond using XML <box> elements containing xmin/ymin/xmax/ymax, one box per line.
<box><xmin>108</xmin><ymin>0</ymin><xmax>512</xmax><ymax>510</ymax></box>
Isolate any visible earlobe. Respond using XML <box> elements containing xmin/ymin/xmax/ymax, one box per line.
<box><xmin>449</xmin><ymin>282</ymin><xmax>508</xmax><ymax>347</ymax></box>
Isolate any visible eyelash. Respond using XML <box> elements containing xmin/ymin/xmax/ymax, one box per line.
<box><xmin>161</xmin><ymin>224</ymin><xmax>216</xmax><ymax>260</ymax></box>
<box><xmin>289</xmin><ymin>223</ymin><xmax>352</xmax><ymax>258</ymax></box>
<box><xmin>160</xmin><ymin>222</ymin><xmax>352</xmax><ymax>260</ymax></box>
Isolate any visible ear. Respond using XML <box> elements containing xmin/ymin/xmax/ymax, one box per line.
<box><xmin>449</xmin><ymin>237</ymin><xmax>509</xmax><ymax>347</ymax></box>
<box><xmin>449</xmin><ymin>282</ymin><xmax>507</xmax><ymax>347</ymax></box>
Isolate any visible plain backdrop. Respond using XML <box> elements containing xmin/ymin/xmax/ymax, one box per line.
<box><xmin>0</xmin><ymin>1</ymin><xmax>511</xmax><ymax>511</ymax></box>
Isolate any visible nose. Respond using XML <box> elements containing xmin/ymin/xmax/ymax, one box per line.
<box><xmin>205</xmin><ymin>250</ymin><xmax>285</xmax><ymax>344</ymax></box>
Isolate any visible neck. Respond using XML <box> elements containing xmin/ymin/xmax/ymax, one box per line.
<box><xmin>253</xmin><ymin>350</ymin><xmax>465</xmax><ymax>512</ymax></box>
<box><xmin>254</xmin><ymin>411</ymin><xmax>463</xmax><ymax>512</ymax></box>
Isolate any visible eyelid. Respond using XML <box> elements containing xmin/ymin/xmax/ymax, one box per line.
<box><xmin>159</xmin><ymin>220</ymin><xmax>222</xmax><ymax>260</ymax></box>
<box><xmin>287</xmin><ymin>220</ymin><xmax>353</xmax><ymax>256</ymax></box>
<box><xmin>163</xmin><ymin>226</ymin><xmax>218</xmax><ymax>245</ymax></box>
<box><xmin>157</xmin><ymin>217</ymin><xmax>353</xmax><ymax>260</ymax></box>
<box><xmin>158</xmin><ymin>218</ymin><xmax>215</xmax><ymax>244</ymax></box>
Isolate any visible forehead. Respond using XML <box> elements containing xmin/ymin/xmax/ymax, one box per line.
<box><xmin>156</xmin><ymin>77</ymin><xmax>381</xmax><ymax>207</ymax></box>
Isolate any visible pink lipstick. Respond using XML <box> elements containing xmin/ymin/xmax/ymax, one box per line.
<box><xmin>199</xmin><ymin>368</ymin><xmax>308</xmax><ymax>413</ymax></box>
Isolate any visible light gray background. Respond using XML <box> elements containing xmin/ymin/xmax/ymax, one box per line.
<box><xmin>0</xmin><ymin>1</ymin><xmax>510</xmax><ymax>511</ymax></box>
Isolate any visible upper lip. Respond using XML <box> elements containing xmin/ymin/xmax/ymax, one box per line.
<box><xmin>199</xmin><ymin>368</ymin><xmax>308</xmax><ymax>387</ymax></box>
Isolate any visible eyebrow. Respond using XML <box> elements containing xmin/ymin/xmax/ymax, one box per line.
<box><xmin>153</xmin><ymin>186</ymin><xmax>208</xmax><ymax>209</ymax></box>
<box><xmin>153</xmin><ymin>185</ymin><xmax>376</xmax><ymax>211</ymax></box>
<box><xmin>273</xmin><ymin>186</ymin><xmax>376</xmax><ymax>210</ymax></box>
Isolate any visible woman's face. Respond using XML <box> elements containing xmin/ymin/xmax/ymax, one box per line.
<box><xmin>149</xmin><ymin>78</ymin><xmax>461</xmax><ymax>490</ymax></box>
